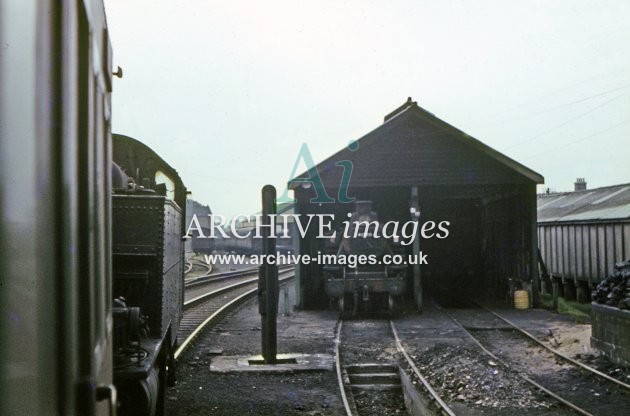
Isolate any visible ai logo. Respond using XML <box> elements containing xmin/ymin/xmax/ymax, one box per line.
<box><xmin>277</xmin><ymin>141</ymin><xmax>359</xmax><ymax>204</ymax></box>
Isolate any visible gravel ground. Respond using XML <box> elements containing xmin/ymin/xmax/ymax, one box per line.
<box><xmin>351</xmin><ymin>390</ymin><xmax>406</xmax><ymax>416</ymax></box>
<box><xmin>413</xmin><ymin>343</ymin><xmax>557</xmax><ymax>411</ymax></box>
<box><xmin>440</xmin><ymin>304</ymin><xmax>630</xmax><ymax>415</ymax></box>
<box><xmin>473</xmin><ymin>328</ymin><xmax>630</xmax><ymax>416</ymax></box>
<box><xmin>166</xmin><ymin>290</ymin><xmax>628</xmax><ymax>415</ymax></box>
<box><xmin>394</xmin><ymin>304</ymin><xmax>586</xmax><ymax>415</ymax></box>
<box><xmin>486</xmin><ymin>304</ymin><xmax>630</xmax><ymax>386</ymax></box>
<box><xmin>576</xmin><ymin>353</ymin><xmax>630</xmax><ymax>384</ymax></box>
<box><xmin>167</xmin><ymin>370</ymin><xmax>343</xmax><ymax>415</ymax></box>
<box><xmin>168</xmin><ymin>284</ymin><xmax>345</xmax><ymax>415</ymax></box>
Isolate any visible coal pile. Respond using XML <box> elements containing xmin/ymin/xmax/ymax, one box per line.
<box><xmin>412</xmin><ymin>344</ymin><xmax>553</xmax><ymax>409</ymax></box>
<box><xmin>592</xmin><ymin>260</ymin><xmax>630</xmax><ymax>309</ymax></box>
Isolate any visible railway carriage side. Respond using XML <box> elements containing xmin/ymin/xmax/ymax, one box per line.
<box><xmin>1</xmin><ymin>1</ymin><xmax>115</xmax><ymax>415</ymax></box>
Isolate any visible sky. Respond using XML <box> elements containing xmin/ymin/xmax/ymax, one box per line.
<box><xmin>104</xmin><ymin>0</ymin><xmax>630</xmax><ymax>219</ymax></box>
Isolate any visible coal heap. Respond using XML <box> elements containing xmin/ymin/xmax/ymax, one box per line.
<box><xmin>592</xmin><ymin>260</ymin><xmax>630</xmax><ymax>309</ymax></box>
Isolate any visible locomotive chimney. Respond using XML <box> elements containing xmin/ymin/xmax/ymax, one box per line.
<box><xmin>574</xmin><ymin>178</ymin><xmax>587</xmax><ymax>191</ymax></box>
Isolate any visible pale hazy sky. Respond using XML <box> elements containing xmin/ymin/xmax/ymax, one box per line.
<box><xmin>104</xmin><ymin>0</ymin><xmax>630</xmax><ymax>218</ymax></box>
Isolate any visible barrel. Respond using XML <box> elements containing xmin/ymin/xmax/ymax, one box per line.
<box><xmin>514</xmin><ymin>290</ymin><xmax>530</xmax><ymax>309</ymax></box>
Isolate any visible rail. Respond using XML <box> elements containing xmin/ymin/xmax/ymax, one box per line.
<box><xmin>175</xmin><ymin>271</ymin><xmax>294</xmax><ymax>360</ymax></box>
<box><xmin>436</xmin><ymin>302</ymin><xmax>597</xmax><ymax>416</ymax></box>
<box><xmin>334</xmin><ymin>318</ymin><xmax>455</xmax><ymax>416</ymax></box>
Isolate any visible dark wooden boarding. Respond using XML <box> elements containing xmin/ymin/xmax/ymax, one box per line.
<box><xmin>289</xmin><ymin>98</ymin><xmax>544</xmax><ymax>309</ymax></box>
<box><xmin>292</xmin><ymin>98</ymin><xmax>541</xmax><ymax>189</ymax></box>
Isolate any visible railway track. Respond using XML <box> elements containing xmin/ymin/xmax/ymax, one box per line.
<box><xmin>438</xmin><ymin>301</ymin><xmax>630</xmax><ymax>416</ymax></box>
<box><xmin>335</xmin><ymin>319</ymin><xmax>455</xmax><ymax>416</ymax></box>
<box><xmin>184</xmin><ymin>264</ymin><xmax>293</xmax><ymax>293</ymax></box>
<box><xmin>175</xmin><ymin>267</ymin><xmax>295</xmax><ymax>359</ymax></box>
<box><xmin>184</xmin><ymin>256</ymin><xmax>213</xmax><ymax>277</ymax></box>
<box><xmin>184</xmin><ymin>272</ymin><xmax>260</xmax><ymax>303</ymax></box>
<box><xmin>185</xmin><ymin>265</ymin><xmax>255</xmax><ymax>284</ymax></box>
<box><xmin>184</xmin><ymin>258</ymin><xmax>194</xmax><ymax>274</ymax></box>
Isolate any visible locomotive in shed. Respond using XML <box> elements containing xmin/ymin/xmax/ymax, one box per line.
<box><xmin>323</xmin><ymin>201</ymin><xmax>407</xmax><ymax>315</ymax></box>
<box><xmin>0</xmin><ymin>2</ymin><xmax>186</xmax><ymax>415</ymax></box>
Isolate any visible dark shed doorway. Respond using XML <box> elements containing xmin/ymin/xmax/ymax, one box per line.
<box><xmin>289</xmin><ymin>98</ymin><xmax>544</xmax><ymax>310</ymax></box>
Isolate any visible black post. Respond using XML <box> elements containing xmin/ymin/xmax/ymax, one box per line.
<box><xmin>410</xmin><ymin>186</ymin><xmax>422</xmax><ymax>312</ymax></box>
<box><xmin>259</xmin><ymin>185</ymin><xmax>278</xmax><ymax>364</ymax></box>
<box><xmin>529</xmin><ymin>187</ymin><xmax>540</xmax><ymax>308</ymax></box>
<box><xmin>552</xmin><ymin>276</ymin><xmax>559</xmax><ymax>311</ymax></box>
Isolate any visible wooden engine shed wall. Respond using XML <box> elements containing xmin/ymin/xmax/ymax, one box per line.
<box><xmin>289</xmin><ymin>103</ymin><xmax>542</xmax><ymax>309</ymax></box>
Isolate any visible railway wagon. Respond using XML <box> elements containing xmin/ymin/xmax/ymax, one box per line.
<box><xmin>111</xmin><ymin>134</ymin><xmax>187</xmax><ymax>415</ymax></box>
<box><xmin>537</xmin><ymin>182</ymin><xmax>630</xmax><ymax>302</ymax></box>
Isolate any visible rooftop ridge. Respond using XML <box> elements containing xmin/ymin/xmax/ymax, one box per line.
<box><xmin>383</xmin><ymin>97</ymin><xmax>418</xmax><ymax>122</ymax></box>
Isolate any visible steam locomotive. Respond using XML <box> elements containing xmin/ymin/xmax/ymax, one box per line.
<box><xmin>323</xmin><ymin>201</ymin><xmax>406</xmax><ymax>315</ymax></box>
<box><xmin>0</xmin><ymin>2</ymin><xmax>185</xmax><ymax>415</ymax></box>
<box><xmin>111</xmin><ymin>134</ymin><xmax>186</xmax><ymax>415</ymax></box>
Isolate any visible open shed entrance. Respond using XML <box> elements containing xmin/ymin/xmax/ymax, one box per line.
<box><xmin>289</xmin><ymin>98</ymin><xmax>543</xmax><ymax>310</ymax></box>
<box><xmin>294</xmin><ymin>184</ymin><xmax>535</xmax><ymax>310</ymax></box>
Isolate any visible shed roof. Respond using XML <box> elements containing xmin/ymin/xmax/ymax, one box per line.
<box><xmin>537</xmin><ymin>183</ymin><xmax>630</xmax><ymax>223</ymax></box>
<box><xmin>289</xmin><ymin>98</ymin><xmax>543</xmax><ymax>190</ymax></box>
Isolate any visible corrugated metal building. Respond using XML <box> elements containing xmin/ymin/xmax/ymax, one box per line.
<box><xmin>289</xmin><ymin>98</ymin><xmax>544</xmax><ymax>309</ymax></box>
<box><xmin>538</xmin><ymin>182</ymin><xmax>630</xmax><ymax>300</ymax></box>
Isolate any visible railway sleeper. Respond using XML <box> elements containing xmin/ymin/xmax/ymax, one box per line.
<box><xmin>347</xmin><ymin>363</ymin><xmax>402</xmax><ymax>392</ymax></box>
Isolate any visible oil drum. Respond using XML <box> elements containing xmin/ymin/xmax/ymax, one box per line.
<box><xmin>514</xmin><ymin>290</ymin><xmax>530</xmax><ymax>309</ymax></box>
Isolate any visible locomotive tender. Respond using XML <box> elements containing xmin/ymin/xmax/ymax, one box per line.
<box><xmin>111</xmin><ymin>134</ymin><xmax>186</xmax><ymax>415</ymax></box>
<box><xmin>0</xmin><ymin>3</ymin><xmax>186</xmax><ymax>415</ymax></box>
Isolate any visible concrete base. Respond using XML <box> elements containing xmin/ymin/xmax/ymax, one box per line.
<box><xmin>591</xmin><ymin>303</ymin><xmax>630</xmax><ymax>367</ymax></box>
<box><xmin>210</xmin><ymin>353</ymin><xmax>334</xmax><ymax>373</ymax></box>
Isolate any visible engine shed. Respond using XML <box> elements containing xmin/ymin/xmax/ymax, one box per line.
<box><xmin>289</xmin><ymin>98</ymin><xmax>544</xmax><ymax>310</ymax></box>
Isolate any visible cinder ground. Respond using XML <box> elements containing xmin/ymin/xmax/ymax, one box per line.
<box><xmin>168</xmin><ymin>283</ymin><xmax>344</xmax><ymax>415</ymax></box>
<box><xmin>167</xmin><ymin>287</ymin><xmax>623</xmax><ymax>415</ymax></box>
